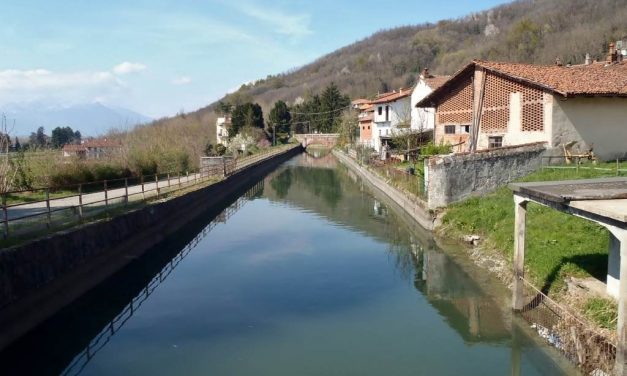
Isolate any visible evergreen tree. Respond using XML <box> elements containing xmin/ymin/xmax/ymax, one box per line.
<box><xmin>14</xmin><ymin>136</ymin><xmax>20</xmax><ymax>151</ymax></box>
<box><xmin>230</xmin><ymin>102</ymin><xmax>264</xmax><ymax>137</ymax></box>
<box><xmin>268</xmin><ymin>100</ymin><xmax>291</xmax><ymax>143</ymax></box>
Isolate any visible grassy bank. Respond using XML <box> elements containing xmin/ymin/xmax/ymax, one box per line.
<box><xmin>440</xmin><ymin>162</ymin><xmax>627</xmax><ymax>328</ymax></box>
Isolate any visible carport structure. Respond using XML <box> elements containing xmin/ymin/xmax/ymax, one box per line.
<box><xmin>510</xmin><ymin>177</ymin><xmax>627</xmax><ymax>374</ymax></box>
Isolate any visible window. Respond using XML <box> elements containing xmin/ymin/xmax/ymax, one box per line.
<box><xmin>367</xmin><ymin>126</ymin><xmax>370</xmax><ymax>130</ymax></box>
<box><xmin>378</xmin><ymin>107</ymin><xmax>382</xmax><ymax>115</ymax></box>
<box><xmin>488</xmin><ymin>136</ymin><xmax>503</xmax><ymax>148</ymax></box>
<box><xmin>461</xmin><ymin>125</ymin><xmax>470</xmax><ymax>134</ymax></box>
<box><xmin>385</xmin><ymin>106</ymin><xmax>389</xmax><ymax>121</ymax></box>
<box><xmin>444</xmin><ymin>125</ymin><xmax>456</xmax><ymax>134</ymax></box>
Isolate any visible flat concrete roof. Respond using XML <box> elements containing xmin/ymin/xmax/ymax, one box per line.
<box><xmin>510</xmin><ymin>177</ymin><xmax>627</xmax><ymax>224</ymax></box>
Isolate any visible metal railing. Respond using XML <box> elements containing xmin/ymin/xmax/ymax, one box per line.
<box><xmin>0</xmin><ymin>144</ymin><xmax>298</xmax><ymax>240</ymax></box>
<box><xmin>518</xmin><ymin>276</ymin><xmax>616</xmax><ymax>374</ymax></box>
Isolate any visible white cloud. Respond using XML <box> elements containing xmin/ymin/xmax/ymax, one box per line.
<box><xmin>229</xmin><ymin>2</ymin><xmax>312</xmax><ymax>37</ymax></box>
<box><xmin>113</xmin><ymin>61</ymin><xmax>146</xmax><ymax>75</ymax></box>
<box><xmin>0</xmin><ymin>67</ymin><xmax>127</xmax><ymax>105</ymax></box>
<box><xmin>171</xmin><ymin>76</ymin><xmax>191</xmax><ymax>85</ymax></box>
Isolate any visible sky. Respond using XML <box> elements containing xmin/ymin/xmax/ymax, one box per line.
<box><xmin>0</xmin><ymin>0</ymin><xmax>509</xmax><ymax>118</ymax></box>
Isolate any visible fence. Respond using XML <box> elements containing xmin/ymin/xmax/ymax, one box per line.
<box><xmin>541</xmin><ymin>156</ymin><xmax>627</xmax><ymax>176</ymax></box>
<box><xmin>518</xmin><ymin>276</ymin><xmax>616</xmax><ymax>374</ymax></box>
<box><xmin>1</xmin><ymin>144</ymin><xmax>298</xmax><ymax>241</ymax></box>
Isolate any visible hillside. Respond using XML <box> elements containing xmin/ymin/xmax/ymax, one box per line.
<box><xmin>147</xmin><ymin>0</ymin><xmax>627</xmax><ymax>144</ymax></box>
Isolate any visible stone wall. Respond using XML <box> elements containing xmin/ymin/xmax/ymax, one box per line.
<box><xmin>425</xmin><ymin>143</ymin><xmax>546</xmax><ymax>209</ymax></box>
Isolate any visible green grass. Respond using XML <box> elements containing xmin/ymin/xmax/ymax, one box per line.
<box><xmin>442</xmin><ymin>165</ymin><xmax>619</xmax><ymax>294</ymax></box>
<box><xmin>584</xmin><ymin>297</ymin><xmax>618</xmax><ymax>330</ymax></box>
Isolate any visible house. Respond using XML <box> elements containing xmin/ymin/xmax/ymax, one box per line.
<box><xmin>416</xmin><ymin>43</ymin><xmax>627</xmax><ymax>159</ymax></box>
<box><xmin>216</xmin><ymin>116</ymin><xmax>231</xmax><ymax>146</ymax></box>
<box><xmin>62</xmin><ymin>138</ymin><xmax>121</xmax><ymax>159</ymax></box>
<box><xmin>352</xmin><ymin>99</ymin><xmax>374</xmax><ymax>147</ymax></box>
<box><xmin>370</xmin><ymin>88</ymin><xmax>413</xmax><ymax>153</ymax></box>
<box><xmin>410</xmin><ymin>69</ymin><xmax>450</xmax><ymax>133</ymax></box>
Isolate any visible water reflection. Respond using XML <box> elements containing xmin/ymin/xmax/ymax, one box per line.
<box><xmin>0</xmin><ymin>153</ymin><xmax>575</xmax><ymax>375</ymax></box>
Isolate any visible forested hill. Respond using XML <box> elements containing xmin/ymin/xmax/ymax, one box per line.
<box><xmin>149</xmin><ymin>0</ymin><xmax>627</xmax><ymax>142</ymax></box>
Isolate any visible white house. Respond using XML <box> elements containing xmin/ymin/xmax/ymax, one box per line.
<box><xmin>410</xmin><ymin>69</ymin><xmax>450</xmax><ymax>132</ymax></box>
<box><xmin>216</xmin><ymin>116</ymin><xmax>231</xmax><ymax>146</ymax></box>
<box><xmin>370</xmin><ymin>88</ymin><xmax>412</xmax><ymax>153</ymax></box>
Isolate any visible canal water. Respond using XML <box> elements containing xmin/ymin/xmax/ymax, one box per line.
<box><xmin>1</xmin><ymin>153</ymin><xmax>578</xmax><ymax>375</ymax></box>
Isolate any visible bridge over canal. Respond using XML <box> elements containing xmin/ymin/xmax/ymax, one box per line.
<box><xmin>293</xmin><ymin>133</ymin><xmax>339</xmax><ymax>148</ymax></box>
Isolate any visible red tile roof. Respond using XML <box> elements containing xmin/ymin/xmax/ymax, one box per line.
<box><xmin>476</xmin><ymin>60</ymin><xmax>627</xmax><ymax>97</ymax></box>
<box><xmin>424</xmin><ymin>75</ymin><xmax>451</xmax><ymax>91</ymax></box>
<box><xmin>417</xmin><ymin>59</ymin><xmax>627</xmax><ymax>107</ymax></box>
<box><xmin>370</xmin><ymin>88</ymin><xmax>412</xmax><ymax>104</ymax></box>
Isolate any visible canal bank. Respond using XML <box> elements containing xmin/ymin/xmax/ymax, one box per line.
<box><xmin>0</xmin><ymin>144</ymin><xmax>302</xmax><ymax>351</ymax></box>
<box><xmin>0</xmin><ymin>152</ymin><xmax>578</xmax><ymax>375</ymax></box>
<box><xmin>332</xmin><ymin>150</ymin><xmax>439</xmax><ymax>231</ymax></box>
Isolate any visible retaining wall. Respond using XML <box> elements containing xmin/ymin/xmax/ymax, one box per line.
<box><xmin>333</xmin><ymin>150</ymin><xmax>436</xmax><ymax>230</ymax></box>
<box><xmin>0</xmin><ymin>145</ymin><xmax>302</xmax><ymax>350</ymax></box>
<box><xmin>425</xmin><ymin>143</ymin><xmax>546</xmax><ymax>209</ymax></box>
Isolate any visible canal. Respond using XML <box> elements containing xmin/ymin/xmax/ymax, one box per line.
<box><xmin>1</xmin><ymin>152</ymin><xmax>577</xmax><ymax>375</ymax></box>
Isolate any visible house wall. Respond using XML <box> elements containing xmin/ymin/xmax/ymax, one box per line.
<box><xmin>434</xmin><ymin>76</ymin><xmax>473</xmax><ymax>150</ymax></box>
<box><xmin>359</xmin><ymin>120</ymin><xmax>373</xmax><ymax>145</ymax></box>
<box><xmin>435</xmin><ymin>71</ymin><xmax>551</xmax><ymax>152</ymax></box>
<box><xmin>551</xmin><ymin>97</ymin><xmax>627</xmax><ymax>160</ymax></box>
<box><xmin>411</xmin><ymin>80</ymin><xmax>436</xmax><ymax>131</ymax></box>
<box><xmin>372</xmin><ymin>96</ymin><xmax>411</xmax><ymax>152</ymax></box>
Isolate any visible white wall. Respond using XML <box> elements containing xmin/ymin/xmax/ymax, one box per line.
<box><xmin>372</xmin><ymin>96</ymin><xmax>411</xmax><ymax>152</ymax></box>
<box><xmin>476</xmin><ymin>93</ymin><xmax>553</xmax><ymax>150</ymax></box>
<box><xmin>552</xmin><ymin>97</ymin><xmax>627</xmax><ymax>160</ymax></box>
<box><xmin>411</xmin><ymin>80</ymin><xmax>436</xmax><ymax>131</ymax></box>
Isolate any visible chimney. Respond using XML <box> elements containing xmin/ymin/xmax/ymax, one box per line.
<box><xmin>585</xmin><ymin>53</ymin><xmax>591</xmax><ymax>65</ymax></box>
<box><xmin>421</xmin><ymin>67</ymin><xmax>431</xmax><ymax>79</ymax></box>
<box><xmin>607</xmin><ymin>42</ymin><xmax>618</xmax><ymax>64</ymax></box>
<box><xmin>555</xmin><ymin>57</ymin><xmax>563</xmax><ymax>66</ymax></box>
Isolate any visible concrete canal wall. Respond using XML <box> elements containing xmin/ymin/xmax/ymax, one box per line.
<box><xmin>333</xmin><ymin>150</ymin><xmax>437</xmax><ymax>231</ymax></box>
<box><xmin>0</xmin><ymin>145</ymin><xmax>302</xmax><ymax>350</ymax></box>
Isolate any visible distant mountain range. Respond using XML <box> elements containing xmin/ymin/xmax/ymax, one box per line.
<box><xmin>0</xmin><ymin>102</ymin><xmax>152</xmax><ymax>137</ymax></box>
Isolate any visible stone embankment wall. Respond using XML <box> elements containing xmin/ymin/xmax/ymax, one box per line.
<box><xmin>0</xmin><ymin>145</ymin><xmax>302</xmax><ymax>350</ymax></box>
<box><xmin>333</xmin><ymin>150</ymin><xmax>437</xmax><ymax>230</ymax></box>
<box><xmin>425</xmin><ymin>142</ymin><xmax>546</xmax><ymax>209</ymax></box>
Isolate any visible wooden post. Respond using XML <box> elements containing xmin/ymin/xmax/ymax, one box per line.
<box><xmin>512</xmin><ymin>194</ymin><xmax>527</xmax><ymax>311</ymax></box>
<box><xmin>155</xmin><ymin>174</ymin><xmax>159</xmax><ymax>198</ymax></box>
<box><xmin>104</xmin><ymin>180</ymin><xmax>108</xmax><ymax>209</ymax></box>
<box><xmin>167</xmin><ymin>173</ymin><xmax>171</xmax><ymax>189</ymax></box>
<box><xmin>141</xmin><ymin>176</ymin><xmax>145</xmax><ymax>200</ymax></box>
<box><xmin>45</xmin><ymin>189</ymin><xmax>51</xmax><ymax>228</ymax></box>
<box><xmin>78</xmin><ymin>184</ymin><xmax>83</xmax><ymax>221</ymax></box>
<box><xmin>615</xmin><ymin>229</ymin><xmax>627</xmax><ymax>375</ymax></box>
<box><xmin>178</xmin><ymin>172</ymin><xmax>181</xmax><ymax>189</ymax></box>
<box><xmin>124</xmin><ymin>178</ymin><xmax>129</xmax><ymax>205</ymax></box>
<box><xmin>2</xmin><ymin>194</ymin><xmax>8</xmax><ymax>239</ymax></box>
<box><xmin>186</xmin><ymin>171</ymin><xmax>189</xmax><ymax>186</ymax></box>
<box><xmin>223</xmin><ymin>157</ymin><xmax>227</xmax><ymax>178</ymax></box>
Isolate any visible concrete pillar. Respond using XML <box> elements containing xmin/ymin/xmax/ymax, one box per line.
<box><xmin>608</xmin><ymin>232</ymin><xmax>621</xmax><ymax>299</ymax></box>
<box><xmin>612</xmin><ymin>227</ymin><xmax>627</xmax><ymax>375</ymax></box>
<box><xmin>512</xmin><ymin>194</ymin><xmax>528</xmax><ymax>311</ymax></box>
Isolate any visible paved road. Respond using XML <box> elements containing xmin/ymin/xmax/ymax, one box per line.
<box><xmin>5</xmin><ymin>144</ymin><xmax>298</xmax><ymax>223</ymax></box>
<box><xmin>6</xmin><ymin>172</ymin><xmax>204</xmax><ymax>221</ymax></box>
